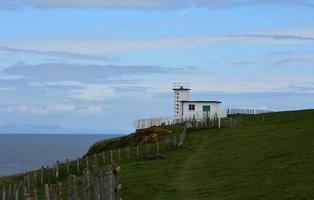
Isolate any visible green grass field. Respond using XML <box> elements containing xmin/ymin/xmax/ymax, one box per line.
<box><xmin>1</xmin><ymin>110</ymin><xmax>314</xmax><ymax>199</ymax></box>
<box><xmin>119</xmin><ymin>110</ymin><xmax>314</xmax><ymax>199</ymax></box>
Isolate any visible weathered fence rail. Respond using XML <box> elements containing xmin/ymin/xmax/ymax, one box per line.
<box><xmin>0</xmin><ymin>166</ymin><xmax>120</xmax><ymax>200</ymax></box>
<box><xmin>0</xmin><ymin>130</ymin><xmax>184</xmax><ymax>200</ymax></box>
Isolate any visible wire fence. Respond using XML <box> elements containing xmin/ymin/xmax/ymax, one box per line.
<box><xmin>0</xmin><ymin>126</ymin><xmax>188</xmax><ymax>200</ymax></box>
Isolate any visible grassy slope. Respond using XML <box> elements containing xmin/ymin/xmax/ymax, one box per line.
<box><xmin>120</xmin><ymin>113</ymin><xmax>314</xmax><ymax>199</ymax></box>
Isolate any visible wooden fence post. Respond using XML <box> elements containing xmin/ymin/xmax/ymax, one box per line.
<box><xmin>8</xmin><ymin>184</ymin><xmax>12</xmax><ymax>200</ymax></box>
<box><xmin>66</xmin><ymin>159</ymin><xmax>70</xmax><ymax>175</ymax></box>
<box><xmin>14</xmin><ymin>188</ymin><xmax>19</xmax><ymax>200</ymax></box>
<box><xmin>68</xmin><ymin>175</ymin><xmax>78</xmax><ymax>200</ymax></box>
<box><xmin>146</xmin><ymin>143</ymin><xmax>149</xmax><ymax>154</ymax></box>
<box><xmin>110</xmin><ymin>150</ymin><xmax>113</xmax><ymax>164</ymax></box>
<box><xmin>102</xmin><ymin>151</ymin><xmax>106</xmax><ymax>164</ymax></box>
<box><xmin>93</xmin><ymin>167</ymin><xmax>101</xmax><ymax>200</ymax></box>
<box><xmin>76</xmin><ymin>159</ymin><xmax>80</xmax><ymax>174</ymax></box>
<box><xmin>118</xmin><ymin>149</ymin><xmax>121</xmax><ymax>162</ymax></box>
<box><xmin>136</xmin><ymin>145</ymin><xmax>139</xmax><ymax>159</ymax></box>
<box><xmin>82</xmin><ymin>169</ymin><xmax>91</xmax><ymax>200</ymax></box>
<box><xmin>56</xmin><ymin>161</ymin><xmax>59</xmax><ymax>178</ymax></box>
<box><xmin>173</xmin><ymin>136</ymin><xmax>177</xmax><ymax>147</ymax></box>
<box><xmin>86</xmin><ymin>156</ymin><xmax>89</xmax><ymax>169</ymax></box>
<box><xmin>44</xmin><ymin>184</ymin><xmax>50</xmax><ymax>200</ymax></box>
<box><xmin>58</xmin><ymin>182</ymin><xmax>63</xmax><ymax>200</ymax></box>
<box><xmin>33</xmin><ymin>171</ymin><xmax>38</xmax><ymax>187</ymax></box>
<box><xmin>2</xmin><ymin>186</ymin><xmax>6</xmax><ymax>200</ymax></box>
<box><xmin>94</xmin><ymin>154</ymin><xmax>98</xmax><ymax>166</ymax></box>
<box><xmin>46</xmin><ymin>166</ymin><xmax>51</xmax><ymax>184</ymax></box>
<box><xmin>48</xmin><ymin>183</ymin><xmax>62</xmax><ymax>200</ymax></box>
<box><xmin>40</xmin><ymin>167</ymin><xmax>44</xmax><ymax>185</ymax></box>
<box><xmin>127</xmin><ymin>147</ymin><xmax>130</xmax><ymax>160</ymax></box>
<box><xmin>156</xmin><ymin>141</ymin><xmax>159</xmax><ymax>154</ymax></box>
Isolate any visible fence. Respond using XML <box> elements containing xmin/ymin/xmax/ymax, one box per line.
<box><xmin>134</xmin><ymin>117</ymin><xmax>175</xmax><ymax>129</ymax></box>
<box><xmin>227</xmin><ymin>109</ymin><xmax>273</xmax><ymax>115</ymax></box>
<box><xmin>0</xmin><ymin>166</ymin><xmax>120</xmax><ymax>200</ymax></box>
<box><xmin>0</xmin><ymin>131</ymin><xmax>183</xmax><ymax>200</ymax></box>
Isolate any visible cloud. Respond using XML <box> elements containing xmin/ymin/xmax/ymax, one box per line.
<box><xmin>194</xmin><ymin>0</ymin><xmax>314</xmax><ymax>8</ymax></box>
<box><xmin>21</xmin><ymin>0</ymin><xmax>185</xmax><ymax>9</ymax></box>
<box><xmin>0</xmin><ymin>45</ymin><xmax>115</xmax><ymax>61</ymax></box>
<box><xmin>2</xmin><ymin>104</ymin><xmax>76</xmax><ymax>115</ymax></box>
<box><xmin>0</xmin><ymin>103</ymin><xmax>109</xmax><ymax>114</ymax></box>
<box><xmin>0</xmin><ymin>0</ymin><xmax>310</xmax><ymax>10</ymax></box>
<box><xmin>70</xmin><ymin>84</ymin><xmax>116</xmax><ymax>101</ymax></box>
<box><xmin>227</xmin><ymin>34</ymin><xmax>314</xmax><ymax>42</ymax></box>
<box><xmin>0</xmin><ymin>0</ymin><xmax>19</xmax><ymax>9</ymax></box>
<box><xmin>3</xmin><ymin>29</ymin><xmax>314</xmax><ymax>56</ymax></box>
<box><xmin>1</xmin><ymin>63</ymin><xmax>184</xmax><ymax>82</ymax></box>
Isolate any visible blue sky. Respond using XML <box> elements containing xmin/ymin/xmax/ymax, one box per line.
<box><xmin>0</xmin><ymin>0</ymin><xmax>314</xmax><ymax>132</ymax></box>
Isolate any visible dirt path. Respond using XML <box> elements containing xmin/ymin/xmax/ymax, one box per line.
<box><xmin>171</xmin><ymin>130</ymin><xmax>216</xmax><ymax>200</ymax></box>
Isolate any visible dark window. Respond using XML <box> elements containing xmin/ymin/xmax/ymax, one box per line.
<box><xmin>189</xmin><ymin>104</ymin><xmax>195</xmax><ymax>111</ymax></box>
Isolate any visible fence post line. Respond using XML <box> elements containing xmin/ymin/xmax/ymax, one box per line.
<box><xmin>66</xmin><ymin>159</ymin><xmax>70</xmax><ymax>175</ymax></box>
<box><xmin>118</xmin><ymin>149</ymin><xmax>121</xmax><ymax>162</ymax></box>
<box><xmin>44</xmin><ymin>184</ymin><xmax>50</xmax><ymax>200</ymax></box>
<box><xmin>174</xmin><ymin>136</ymin><xmax>177</xmax><ymax>147</ymax></box>
<box><xmin>40</xmin><ymin>167</ymin><xmax>44</xmax><ymax>185</ymax></box>
<box><xmin>33</xmin><ymin>171</ymin><xmax>38</xmax><ymax>188</ymax></box>
<box><xmin>76</xmin><ymin>159</ymin><xmax>80</xmax><ymax>174</ymax></box>
<box><xmin>93</xmin><ymin>167</ymin><xmax>101</xmax><ymax>200</ymax></box>
<box><xmin>86</xmin><ymin>156</ymin><xmax>89</xmax><ymax>170</ymax></box>
<box><xmin>2</xmin><ymin>186</ymin><xmax>6</xmax><ymax>200</ymax></box>
<box><xmin>94</xmin><ymin>154</ymin><xmax>98</xmax><ymax>166</ymax></box>
<box><xmin>110</xmin><ymin>150</ymin><xmax>113</xmax><ymax>164</ymax></box>
<box><xmin>82</xmin><ymin>169</ymin><xmax>91</xmax><ymax>200</ymax></box>
<box><xmin>56</xmin><ymin>161</ymin><xmax>59</xmax><ymax>178</ymax></box>
<box><xmin>102</xmin><ymin>151</ymin><xmax>106</xmax><ymax>164</ymax></box>
<box><xmin>127</xmin><ymin>147</ymin><xmax>130</xmax><ymax>160</ymax></box>
<box><xmin>58</xmin><ymin>182</ymin><xmax>63</xmax><ymax>199</ymax></box>
<box><xmin>136</xmin><ymin>145</ymin><xmax>139</xmax><ymax>159</ymax></box>
<box><xmin>146</xmin><ymin>143</ymin><xmax>149</xmax><ymax>154</ymax></box>
<box><xmin>156</xmin><ymin>141</ymin><xmax>159</xmax><ymax>154</ymax></box>
<box><xmin>218</xmin><ymin>118</ymin><xmax>221</xmax><ymax>128</ymax></box>
<box><xmin>68</xmin><ymin>175</ymin><xmax>78</xmax><ymax>200</ymax></box>
<box><xmin>33</xmin><ymin>186</ymin><xmax>38</xmax><ymax>200</ymax></box>
<box><xmin>14</xmin><ymin>188</ymin><xmax>19</xmax><ymax>200</ymax></box>
<box><xmin>52</xmin><ymin>163</ymin><xmax>56</xmax><ymax>180</ymax></box>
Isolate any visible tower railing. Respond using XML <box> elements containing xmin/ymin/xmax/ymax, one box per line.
<box><xmin>173</xmin><ymin>82</ymin><xmax>190</xmax><ymax>89</ymax></box>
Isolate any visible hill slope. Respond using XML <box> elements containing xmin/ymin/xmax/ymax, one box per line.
<box><xmin>119</xmin><ymin>111</ymin><xmax>314</xmax><ymax>199</ymax></box>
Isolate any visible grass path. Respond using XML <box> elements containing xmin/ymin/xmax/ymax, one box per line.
<box><xmin>120</xmin><ymin>116</ymin><xmax>314</xmax><ymax>199</ymax></box>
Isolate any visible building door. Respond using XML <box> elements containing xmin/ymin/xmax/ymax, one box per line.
<box><xmin>203</xmin><ymin>106</ymin><xmax>211</xmax><ymax>119</ymax></box>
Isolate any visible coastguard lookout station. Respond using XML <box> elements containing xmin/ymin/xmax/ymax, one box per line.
<box><xmin>135</xmin><ymin>83</ymin><xmax>227</xmax><ymax>129</ymax></box>
<box><xmin>173</xmin><ymin>83</ymin><xmax>226</xmax><ymax>121</ymax></box>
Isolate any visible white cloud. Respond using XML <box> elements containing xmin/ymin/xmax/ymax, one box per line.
<box><xmin>70</xmin><ymin>84</ymin><xmax>116</xmax><ymax>101</ymax></box>
<box><xmin>2</xmin><ymin>104</ymin><xmax>76</xmax><ymax>115</ymax></box>
<box><xmin>84</xmin><ymin>105</ymin><xmax>104</xmax><ymax>113</ymax></box>
<box><xmin>22</xmin><ymin>0</ymin><xmax>184</xmax><ymax>9</ymax></box>
<box><xmin>2</xmin><ymin>27</ymin><xmax>314</xmax><ymax>56</ymax></box>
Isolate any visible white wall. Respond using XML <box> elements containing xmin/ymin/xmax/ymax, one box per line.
<box><xmin>182</xmin><ymin>102</ymin><xmax>227</xmax><ymax>121</ymax></box>
<box><xmin>174</xmin><ymin>89</ymin><xmax>189</xmax><ymax>118</ymax></box>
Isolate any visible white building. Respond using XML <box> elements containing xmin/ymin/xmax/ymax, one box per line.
<box><xmin>173</xmin><ymin>83</ymin><xmax>227</xmax><ymax>121</ymax></box>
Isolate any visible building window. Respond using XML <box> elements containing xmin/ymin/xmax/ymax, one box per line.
<box><xmin>189</xmin><ymin>104</ymin><xmax>195</xmax><ymax>111</ymax></box>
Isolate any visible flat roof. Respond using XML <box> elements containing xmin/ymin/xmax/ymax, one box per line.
<box><xmin>181</xmin><ymin>100</ymin><xmax>222</xmax><ymax>104</ymax></box>
<box><xmin>173</xmin><ymin>88</ymin><xmax>191</xmax><ymax>91</ymax></box>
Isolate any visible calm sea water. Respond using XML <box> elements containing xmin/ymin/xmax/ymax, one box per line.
<box><xmin>0</xmin><ymin>134</ymin><xmax>118</xmax><ymax>177</ymax></box>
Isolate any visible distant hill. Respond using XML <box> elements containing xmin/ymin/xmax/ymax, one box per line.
<box><xmin>0</xmin><ymin>124</ymin><xmax>124</xmax><ymax>134</ymax></box>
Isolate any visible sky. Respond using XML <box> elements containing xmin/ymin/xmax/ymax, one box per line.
<box><xmin>0</xmin><ymin>0</ymin><xmax>314</xmax><ymax>133</ymax></box>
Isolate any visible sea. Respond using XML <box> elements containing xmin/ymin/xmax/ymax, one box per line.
<box><xmin>0</xmin><ymin>134</ymin><xmax>119</xmax><ymax>177</ymax></box>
